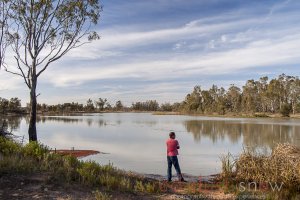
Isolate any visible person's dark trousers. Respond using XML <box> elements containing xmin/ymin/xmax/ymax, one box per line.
<box><xmin>167</xmin><ymin>156</ymin><xmax>182</xmax><ymax>181</ymax></box>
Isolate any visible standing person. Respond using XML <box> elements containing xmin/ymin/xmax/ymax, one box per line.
<box><xmin>166</xmin><ymin>132</ymin><xmax>185</xmax><ymax>182</ymax></box>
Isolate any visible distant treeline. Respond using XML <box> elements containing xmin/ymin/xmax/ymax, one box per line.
<box><xmin>0</xmin><ymin>97</ymin><xmax>22</xmax><ymax>114</ymax></box>
<box><xmin>179</xmin><ymin>74</ymin><xmax>300</xmax><ymax>116</ymax></box>
<box><xmin>1</xmin><ymin>74</ymin><xmax>299</xmax><ymax>117</ymax></box>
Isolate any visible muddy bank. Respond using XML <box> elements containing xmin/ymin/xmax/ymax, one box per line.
<box><xmin>50</xmin><ymin>149</ymin><xmax>100</xmax><ymax>158</ymax></box>
<box><xmin>143</xmin><ymin>173</ymin><xmax>217</xmax><ymax>183</ymax></box>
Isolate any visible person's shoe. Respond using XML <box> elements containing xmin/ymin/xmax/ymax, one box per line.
<box><xmin>180</xmin><ymin>177</ymin><xmax>187</xmax><ymax>182</ymax></box>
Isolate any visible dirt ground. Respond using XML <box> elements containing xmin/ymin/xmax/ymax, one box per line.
<box><xmin>0</xmin><ymin>173</ymin><xmax>236</xmax><ymax>200</ymax></box>
<box><xmin>0</xmin><ymin>173</ymin><xmax>156</xmax><ymax>200</ymax></box>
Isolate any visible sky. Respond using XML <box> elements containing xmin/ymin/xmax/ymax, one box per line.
<box><xmin>0</xmin><ymin>0</ymin><xmax>300</xmax><ymax>106</ymax></box>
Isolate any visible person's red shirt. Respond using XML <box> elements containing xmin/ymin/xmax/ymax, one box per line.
<box><xmin>166</xmin><ymin>138</ymin><xmax>179</xmax><ymax>156</ymax></box>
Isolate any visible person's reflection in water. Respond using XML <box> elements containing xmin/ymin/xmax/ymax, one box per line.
<box><xmin>166</xmin><ymin>132</ymin><xmax>185</xmax><ymax>182</ymax></box>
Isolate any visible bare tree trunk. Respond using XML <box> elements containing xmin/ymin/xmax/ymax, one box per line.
<box><xmin>292</xmin><ymin>101</ymin><xmax>296</xmax><ymax>115</ymax></box>
<box><xmin>28</xmin><ymin>77</ymin><xmax>37</xmax><ymax>141</ymax></box>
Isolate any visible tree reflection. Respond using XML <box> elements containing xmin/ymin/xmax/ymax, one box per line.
<box><xmin>133</xmin><ymin>120</ymin><xmax>157</xmax><ymax>126</ymax></box>
<box><xmin>37</xmin><ymin>116</ymin><xmax>83</xmax><ymax>124</ymax></box>
<box><xmin>97</xmin><ymin>119</ymin><xmax>107</xmax><ymax>127</ymax></box>
<box><xmin>184</xmin><ymin>120</ymin><xmax>300</xmax><ymax>149</ymax></box>
<box><xmin>0</xmin><ymin>116</ymin><xmax>23</xmax><ymax>131</ymax></box>
<box><xmin>184</xmin><ymin>120</ymin><xmax>241</xmax><ymax>144</ymax></box>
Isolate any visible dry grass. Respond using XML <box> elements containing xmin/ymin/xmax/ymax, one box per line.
<box><xmin>236</xmin><ymin>143</ymin><xmax>300</xmax><ymax>188</ymax></box>
<box><xmin>219</xmin><ymin>143</ymin><xmax>300</xmax><ymax>199</ymax></box>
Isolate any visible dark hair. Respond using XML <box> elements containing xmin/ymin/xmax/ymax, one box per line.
<box><xmin>169</xmin><ymin>132</ymin><xmax>175</xmax><ymax>137</ymax></box>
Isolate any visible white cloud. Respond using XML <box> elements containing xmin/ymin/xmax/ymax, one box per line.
<box><xmin>40</xmin><ymin>31</ymin><xmax>300</xmax><ymax>89</ymax></box>
<box><xmin>221</xmin><ymin>35</ymin><xmax>227</xmax><ymax>43</ymax></box>
<box><xmin>2</xmin><ymin>1</ymin><xmax>300</xmax><ymax>104</ymax></box>
<box><xmin>0</xmin><ymin>72</ymin><xmax>23</xmax><ymax>91</ymax></box>
<box><xmin>67</xmin><ymin>16</ymin><xmax>263</xmax><ymax>60</ymax></box>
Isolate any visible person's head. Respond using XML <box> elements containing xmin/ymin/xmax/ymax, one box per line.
<box><xmin>169</xmin><ymin>132</ymin><xmax>176</xmax><ymax>139</ymax></box>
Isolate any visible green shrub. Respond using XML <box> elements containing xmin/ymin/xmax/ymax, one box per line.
<box><xmin>0</xmin><ymin>137</ymin><xmax>21</xmax><ymax>155</ymax></box>
<box><xmin>134</xmin><ymin>180</ymin><xmax>145</xmax><ymax>192</ymax></box>
<box><xmin>61</xmin><ymin>155</ymin><xmax>82</xmax><ymax>182</ymax></box>
<box><xmin>0</xmin><ymin>155</ymin><xmax>38</xmax><ymax>173</ymax></box>
<box><xmin>22</xmin><ymin>141</ymin><xmax>49</xmax><ymax>160</ymax></box>
<box><xmin>77</xmin><ymin>161</ymin><xmax>102</xmax><ymax>185</ymax></box>
<box><xmin>145</xmin><ymin>182</ymin><xmax>157</xmax><ymax>193</ymax></box>
<box><xmin>280</xmin><ymin>104</ymin><xmax>292</xmax><ymax>117</ymax></box>
<box><xmin>119</xmin><ymin>177</ymin><xmax>132</xmax><ymax>191</ymax></box>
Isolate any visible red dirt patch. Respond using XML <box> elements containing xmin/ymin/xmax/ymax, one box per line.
<box><xmin>51</xmin><ymin>149</ymin><xmax>100</xmax><ymax>158</ymax></box>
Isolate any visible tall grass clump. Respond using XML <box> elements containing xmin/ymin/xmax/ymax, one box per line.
<box><xmin>221</xmin><ymin>143</ymin><xmax>300</xmax><ymax>198</ymax></box>
<box><xmin>236</xmin><ymin>143</ymin><xmax>300</xmax><ymax>188</ymax></box>
<box><xmin>220</xmin><ymin>152</ymin><xmax>236</xmax><ymax>180</ymax></box>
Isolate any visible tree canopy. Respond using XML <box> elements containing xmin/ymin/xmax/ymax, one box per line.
<box><xmin>0</xmin><ymin>0</ymin><xmax>102</xmax><ymax>141</ymax></box>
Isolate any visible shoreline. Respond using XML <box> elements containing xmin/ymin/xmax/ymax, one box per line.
<box><xmin>48</xmin><ymin>148</ymin><xmax>220</xmax><ymax>183</ymax></box>
<box><xmin>152</xmin><ymin>111</ymin><xmax>300</xmax><ymax>119</ymax></box>
<box><xmin>2</xmin><ymin>111</ymin><xmax>300</xmax><ymax>119</ymax></box>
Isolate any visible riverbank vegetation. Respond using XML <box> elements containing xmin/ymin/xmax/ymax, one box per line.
<box><xmin>2</xmin><ymin>74</ymin><xmax>299</xmax><ymax>118</ymax></box>
<box><xmin>220</xmin><ymin>143</ymin><xmax>300</xmax><ymax>199</ymax></box>
<box><xmin>0</xmin><ymin>134</ymin><xmax>161</xmax><ymax>199</ymax></box>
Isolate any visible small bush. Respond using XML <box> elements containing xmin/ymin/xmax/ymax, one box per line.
<box><xmin>134</xmin><ymin>180</ymin><xmax>145</xmax><ymax>192</ymax></box>
<box><xmin>0</xmin><ymin>137</ymin><xmax>21</xmax><ymax>155</ymax></box>
<box><xmin>145</xmin><ymin>182</ymin><xmax>157</xmax><ymax>193</ymax></box>
<box><xmin>77</xmin><ymin>161</ymin><xmax>102</xmax><ymax>185</ymax></box>
<box><xmin>22</xmin><ymin>141</ymin><xmax>49</xmax><ymax>160</ymax></box>
<box><xmin>280</xmin><ymin>104</ymin><xmax>292</xmax><ymax>117</ymax></box>
<box><xmin>119</xmin><ymin>177</ymin><xmax>132</xmax><ymax>191</ymax></box>
<box><xmin>0</xmin><ymin>155</ymin><xmax>38</xmax><ymax>173</ymax></box>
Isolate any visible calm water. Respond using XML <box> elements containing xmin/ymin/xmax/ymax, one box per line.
<box><xmin>2</xmin><ymin>113</ymin><xmax>300</xmax><ymax>176</ymax></box>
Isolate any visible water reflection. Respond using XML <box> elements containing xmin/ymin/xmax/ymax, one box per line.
<box><xmin>184</xmin><ymin>120</ymin><xmax>300</xmax><ymax>149</ymax></box>
<box><xmin>0</xmin><ymin>115</ymin><xmax>110</xmax><ymax>130</ymax></box>
<box><xmin>2</xmin><ymin>116</ymin><xmax>300</xmax><ymax>150</ymax></box>
<box><xmin>38</xmin><ymin>116</ymin><xmax>83</xmax><ymax>124</ymax></box>
<box><xmin>184</xmin><ymin>120</ymin><xmax>241</xmax><ymax>144</ymax></box>
<box><xmin>0</xmin><ymin>116</ymin><xmax>23</xmax><ymax>131</ymax></box>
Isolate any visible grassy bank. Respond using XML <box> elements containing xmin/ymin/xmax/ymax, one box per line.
<box><xmin>220</xmin><ymin>143</ymin><xmax>300</xmax><ymax>199</ymax></box>
<box><xmin>0</xmin><ymin>137</ymin><xmax>161</xmax><ymax>199</ymax></box>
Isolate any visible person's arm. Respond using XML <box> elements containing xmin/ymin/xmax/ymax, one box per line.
<box><xmin>176</xmin><ymin>140</ymin><xmax>180</xmax><ymax>149</ymax></box>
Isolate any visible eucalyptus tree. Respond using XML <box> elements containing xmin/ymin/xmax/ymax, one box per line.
<box><xmin>242</xmin><ymin>80</ymin><xmax>259</xmax><ymax>113</ymax></box>
<box><xmin>0</xmin><ymin>0</ymin><xmax>102</xmax><ymax>141</ymax></box>
<box><xmin>184</xmin><ymin>86</ymin><xmax>202</xmax><ymax>112</ymax></box>
<box><xmin>115</xmin><ymin>100</ymin><xmax>123</xmax><ymax>111</ymax></box>
<box><xmin>0</xmin><ymin>0</ymin><xmax>12</xmax><ymax>67</ymax></box>
<box><xmin>226</xmin><ymin>85</ymin><xmax>242</xmax><ymax>113</ymax></box>
<box><xmin>289</xmin><ymin>76</ymin><xmax>300</xmax><ymax>115</ymax></box>
<box><xmin>86</xmin><ymin>98</ymin><xmax>95</xmax><ymax>112</ymax></box>
<box><xmin>96</xmin><ymin>98</ymin><xmax>107</xmax><ymax>111</ymax></box>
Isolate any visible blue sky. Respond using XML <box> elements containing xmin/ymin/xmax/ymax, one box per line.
<box><xmin>1</xmin><ymin>0</ymin><xmax>300</xmax><ymax>106</ymax></box>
